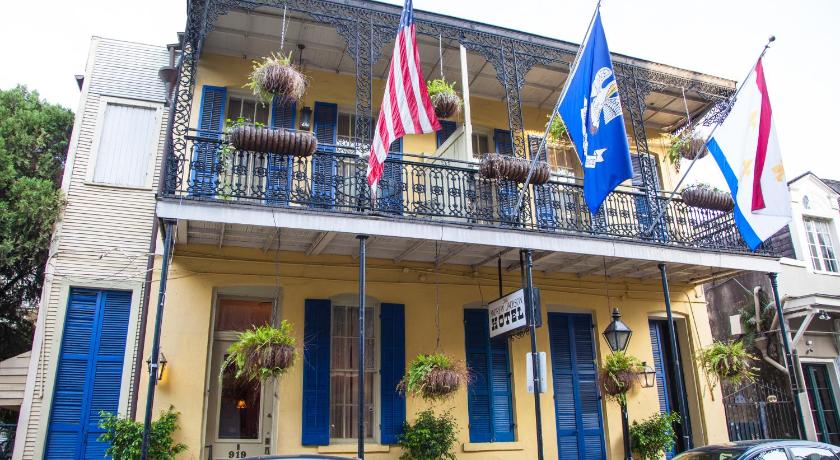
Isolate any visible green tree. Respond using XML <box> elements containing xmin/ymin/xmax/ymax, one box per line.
<box><xmin>0</xmin><ymin>86</ymin><xmax>73</xmax><ymax>362</ymax></box>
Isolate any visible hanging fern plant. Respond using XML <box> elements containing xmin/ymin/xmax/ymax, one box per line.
<box><xmin>698</xmin><ymin>340</ymin><xmax>757</xmax><ymax>389</ymax></box>
<box><xmin>245</xmin><ymin>52</ymin><xmax>307</xmax><ymax>105</ymax></box>
<box><xmin>222</xmin><ymin>321</ymin><xmax>297</xmax><ymax>382</ymax></box>
<box><xmin>600</xmin><ymin>351</ymin><xmax>642</xmax><ymax>406</ymax></box>
<box><xmin>399</xmin><ymin>353</ymin><xmax>469</xmax><ymax>401</ymax></box>
<box><xmin>427</xmin><ymin>79</ymin><xmax>461</xmax><ymax>119</ymax></box>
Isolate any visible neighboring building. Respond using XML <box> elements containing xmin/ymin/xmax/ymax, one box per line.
<box><xmin>705</xmin><ymin>172</ymin><xmax>840</xmax><ymax>445</ymax></box>
<box><xmin>15</xmin><ymin>1</ymin><xmax>787</xmax><ymax>459</ymax></box>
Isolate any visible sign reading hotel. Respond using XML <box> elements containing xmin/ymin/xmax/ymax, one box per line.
<box><xmin>488</xmin><ymin>289</ymin><xmax>528</xmax><ymax>338</ymax></box>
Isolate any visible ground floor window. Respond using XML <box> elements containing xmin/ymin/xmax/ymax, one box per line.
<box><xmin>330</xmin><ymin>304</ymin><xmax>376</xmax><ymax>440</ymax></box>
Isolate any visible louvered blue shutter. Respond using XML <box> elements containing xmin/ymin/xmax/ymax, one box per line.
<box><xmin>649</xmin><ymin>320</ymin><xmax>676</xmax><ymax>460</ymax></box>
<box><xmin>548</xmin><ymin>313</ymin><xmax>606</xmax><ymax>460</ymax></box>
<box><xmin>436</xmin><ymin>120</ymin><xmax>457</xmax><ymax>147</ymax></box>
<box><xmin>266</xmin><ymin>98</ymin><xmax>296</xmax><ymax>206</ymax></box>
<box><xmin>529</xmin><ymin>135</ymin><xmax>556</xmax><ymax>229</ymax></box>
<box><xmin>494</xmin><ymin>129</ymin><xmax>519</xmax><ymax>225</ymax></box>
<box><xmin>378</xmin><ymin>138</ymin><xmax>404</xmax><ymax>214</ymax></box>
<box><xmin>191</xmin><ymin>85</ymin><xmax>226</xmax><ymax>196</ymax></box>
<box><xmin>464</xmin><ymin>309</ymin><xmax>514</xmax><ymax>443</ymax></box>
<box><xmin>379</xmin><ymin>303</ymin><xmax>405</xmax><ymax>444</ymax></box>
<box><xmin>45</xmin><ymin>289</ymin><xmax>131</xmax><ymax>459</ymax></box>
<box><xmin>311</xmin><ymin>102</ymin><xmax>337</xmax><ymax>208</ymax></box>
<box><xmin>302</xmin><ymin>299</ymin><xmax>331</xmax><ymax>446</ymax></box>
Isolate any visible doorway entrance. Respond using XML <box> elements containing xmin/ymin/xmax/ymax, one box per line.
<box><xmin>648</xmin><ymin>319</ymin><xmax>692</xmax><ymax>459</ymax></box>
<box><xmin>205</xmin><ymin>297</ymin><xmax>275</xmax><ymax>459</ymax></box>
<box><xmin>802</xmin><ymin>362</ymin><xmax>840</xmax><ymax>445</ymax></box>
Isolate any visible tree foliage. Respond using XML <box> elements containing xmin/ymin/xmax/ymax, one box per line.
<box><xmin>0</xmin><ymin>85</ymin><xmax>73</xmax><ymax>361</ymax></box>
<box><xmin>98</xmin><ymin>407</ymin><xmax>187</xmax><ymax>459</ymax></box>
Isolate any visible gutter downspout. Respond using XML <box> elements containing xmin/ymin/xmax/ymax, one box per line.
<box><xmin>752</xmin><ymin>287</ymin><xmax>789</xmax><ymax>374</ymax></box>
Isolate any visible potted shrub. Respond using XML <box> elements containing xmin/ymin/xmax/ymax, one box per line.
<box><xmin>699</xmin><ymin>340</ymin><xmax>757</xmax><ymax>389</ymax></box>
<box><xmin>98</xmin><ymin>406</ymin><xmax>187</xmax><ymax>459</ymax></box>
<box><xmin>427</xmin><ymin>79</ymin><xmax>461</xmax><ymax>119</ymax></box>
<box><xmin>398</xmin><ymin>409</ymin><xmax>458</xmax><ymax>460</ymax></box>
<box><xmin>630</xmin><ymin>411</ymin><xmax>681</xmax><ymax>460</ymax></box>
<box><xmin>400</xmin><ymin>353</ymin><xmax>469</xmax><ymax>400</ymax></box>
<box><xmin>245</xmin><ymin>52</ymin><xmax>306</xmax><ymax>105</ymax></box>
<box><xmin>680</xmin><ymin>183</ymin><xmax>734</xmax><ymax>212</ymax></box>
<box><xmin>479</xmin><ymin>154</ymin><xmax>551</xmax><ymax>185</ymax></box>
<box><xmin>600</xmin><ymin>351</ymin><xmax>642</xmax><ymax>406</ymax></box>
<box><xmin>223</xmin><ymin>321</ymin><xmax>297</xmax><ymax>382</ymax></box>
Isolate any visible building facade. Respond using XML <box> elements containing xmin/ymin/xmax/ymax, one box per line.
<box><xmin>15</xmin><ymin>1</ymin><xmax>785</xmax><ymax>459</ymax></box>
<box><xmin>705</xmin><ymin>172</ymin><xmax>840</xmax><ymax>445</ymax></box>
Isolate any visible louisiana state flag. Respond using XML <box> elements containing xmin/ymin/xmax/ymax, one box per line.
<box><xmin>558</xmin><ymin>10</ymin><xmax>633</xmax><ymax>214</ymax></box>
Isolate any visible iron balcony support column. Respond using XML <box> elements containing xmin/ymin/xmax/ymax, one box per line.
<box><xmin>140</xmin><ymin>219</ymin><xmax>176</xmax><ymax>460</ymax></box>
<box><xmin>768</xmin><ymin>272</ymin><xmax>807</xmax><ymax>439</ymax></box>
<box><xmin>357</xmin><ymin>235</ymin><xmax>369</xmax><ymax>458</ymax></box>
<box><xmin>657</xmin><ymin>263</ymin><xmax>692</xmax><ymax>451</ymax></box>
<box><xmin>522</xmin><ymin>249</ymin><xmax>545</xmax><ymax>460</ymax></box>
<box><xmin>620</xmin><ymin>402</ymin><xmax>631</xmax><ymax>460</ymax></box>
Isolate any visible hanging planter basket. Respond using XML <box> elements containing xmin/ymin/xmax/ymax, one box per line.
<box><xmin>699</xmin><ymin>340</ymin><xmax>757</xmax><ymax>389</ymax></box>
<box><xmin>681</xmin><ymin>187</ymin><xmax>734</xmax><ymax>212</ymax></box>
<box><xmin>427</xmin><ymin>79</ymin><xmax>462</xmax><ymax>120</ymax></box>
<box><xmin>600</xmin><ymin>370</ymin><xmax>638</xmax><ymax>397</ymax></box>
<box><xmin>479</xmin><ymin>153</ymin><xmax>551</xmax><ymax>185</ymax></box>
<box><xmin>246</xmin><ymin>53</ymin><xmax>307</xmax><ymax>104</ymax></box>
<box><xmin>399</xmin><ymin>353</ymin><xmax>469</xmax><ymax>401</ymax></box>
<box><xmin>222</xmin><ymin>322</ymin><xmax>297</xmax><ymax>382</ymax></box>
<box><xmin>678</xmin><ymin>137</ymin><xmax>708</xmax><ymax>160</ymax></box>
<box><xmin>229</xmin><ymin>125</ymin><xmax>317</xmax><ymax>157</ymax></box>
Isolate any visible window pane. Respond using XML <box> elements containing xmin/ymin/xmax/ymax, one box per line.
<box><xmin>756</xmin><ymin>449</ymin><xmax>788</xmax><ymax>460</ymax></box>
<box><xmin>93</xmin><ymin>103</ymin><xmax>157</xmax><ymax>187</ymax></box>
<box><xmin>242</xmin><ymin>100</ymin><xmax>257</xmax><ymax>123</ymax></box>
<box><xmin>789</xmin><ymin>447</ymin><xmax>835</xmax><ymax>460</ymax></box>
<box><xmin>215</xmin><ymin>298</ymin><xmax>272</xmax><ymax>331</ymax></box>
<box><xmin>218</xmin><ymin>358</ymin><xmax>261</xmax><ymax>439</ymax></box>
<box><xmin>226</xmin><ymin>97</ymin><xmax>243</xmax><ymax>122</ymax></box>
<box><xmin>255</xmin><ymin>102</ymin><xmax>270</xmax><ymax>126</ymax></box>
<box><xmin>330</xmin><ymin>305</ymin><xmax>375</xmax><ymax>439</ymax></box>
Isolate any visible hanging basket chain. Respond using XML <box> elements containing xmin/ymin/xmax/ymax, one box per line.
<box><xmin>280</xmin><ymin>4</ymin><xmax>288</xmax><ymax>52</ymax></box>
<box><xmin>438</xmin><ymin>34</ymin><xmax>444</xmax><ymax>80</ymax></box>
<box><xmin>434</xmin><ymin>241</ymin><xmax>441</xmax><ymax>351</ymax></box>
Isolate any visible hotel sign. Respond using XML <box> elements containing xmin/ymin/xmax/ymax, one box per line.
<box><xmin>488</xmin><ymin>288</ymin><xmax>536</xmax><ymax>338</ymax></box>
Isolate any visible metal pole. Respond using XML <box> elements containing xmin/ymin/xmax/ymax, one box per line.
<box><xmin>140</xmin><ymin>219</ymin><xmax>175</xmax><ymax>460</ymax></box>
<box><xmin>497</xmin><ymin>255</ymin><xmax>504</xmax><ymax>298</ymax></box>
<box><xmin>658</xmin><ymin>263</ymin><xmax>692</xmax><ymax>451</ymax></box>
<box><xmin>357</xmin><ymin>235</ymin><xmax>369</xmax><ymax>459</ymax></box>
<box><xmin>768</xmin><ymin>272</ymin><xmax>807</xmax><ymax>439</ymax></box>
<box><xmin>522</xmin><ymin>249</ymin><xmax>545</xmax><ymax>460</ymax></box>
<box><xmin>621</xmin><ymin>402</ymin><xmax>632</xmax><ymax>460</ymax></box>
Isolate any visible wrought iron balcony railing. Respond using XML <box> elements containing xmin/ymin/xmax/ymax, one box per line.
<box><xmin>161</xmin><ymin>131</ymin><xmax>771</xmax><ymax>255</ymax></box>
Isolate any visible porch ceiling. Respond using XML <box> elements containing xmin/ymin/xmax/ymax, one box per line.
<box><xmin>203</xmin><ymin>7</ymin><xmax>718</xmax><ymax>130</ymax></box>
<box><xmin>177</xmin><ymin>218</ymin><xmax>760</xmax><ymax>285</ymax></box>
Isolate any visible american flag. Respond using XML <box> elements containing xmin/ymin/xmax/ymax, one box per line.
<box><xmin>367</xmin><ymin>0</ymin><xmax>440</xmax><ymax>190</ymax></box>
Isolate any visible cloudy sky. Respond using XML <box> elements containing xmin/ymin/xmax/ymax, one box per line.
<box><xmin>2</xmin><ymin>0</ymin><xmax>838</xmax><ymax>183</ymax></box>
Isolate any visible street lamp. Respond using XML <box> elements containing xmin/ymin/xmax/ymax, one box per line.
<box><xmin>603</xmin><ymin>308</ymin><xmax>633</xmax><ymax>460</ymax></box>
<box><xmin>603</xmin><ymin>308</ymin><xmax>632</xmax><ymax>353</ymax></box>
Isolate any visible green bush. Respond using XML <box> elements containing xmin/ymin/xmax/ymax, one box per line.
<box><xmin>630</xmin><ymin>411</ymin><xmax>681</xmax><ymax>460</ymax></box>
<box><xmin>98</xmin><ymin>406</ymin><xmax>187</xmax><ymax>459</ymax></box>
<box><xmin>398</xmin><ymin>409</ymin><xmax>458</xmax><ymax>460</ymax></box>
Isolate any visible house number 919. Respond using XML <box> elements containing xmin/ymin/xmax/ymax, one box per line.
<box><xmin>228</xmin><ymin>450</ymin><xmax>247</xmax><ymax>458</ymax></box>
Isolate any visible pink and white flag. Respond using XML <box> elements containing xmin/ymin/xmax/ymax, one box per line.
<box><xmin>367</xmin><ymin>0</ymin><xmax>440</xmax><ymax>191</ymax></box>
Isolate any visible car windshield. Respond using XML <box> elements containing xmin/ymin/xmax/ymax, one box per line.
<box><xmin>674</xmin><ymin>449</ymin><xmax>749</xmax><ymax>460</ymax></box>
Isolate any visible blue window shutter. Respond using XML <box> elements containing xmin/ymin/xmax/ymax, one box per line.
<box><xmin>379</xmin><ymin>303</ymin><xmax>406</xmax><ymax>444</ymax></box>
<box><xmin>529</xmin><ymin>135</ymin><xmax>556</xmax><ymax>229</ymax></box>
<box><xmin>379</xmin><ymin>138</ymin><xmax>404</xmax><ymax>215</ymax></box>
<box><xmin>191</xmin><ymin>85</ymin><xmax>226</xmax><ymax>196</ymax></box>
<box><xmin>436</xmin><ymin>120</ymin><xmax>457</xmax><ymax>147</ymax></box>
<box><xmin>464</xmin><ymin>308</ymin><xmax>514</xmax><ymax>443</ymax></box>
<box><xmin>45</xmin><ymin>289</ymin><xmax>131</xmax><ymax>459</ymax></box>
<box><xmin>266</xmin><ymin>98</ymin><xmax>296</xmax><ymax>206</ymax></box>
<box><xmin>494</xmin><ymin>129</ymin><xmax>518</xmax><ymax>224</ymax></box>
<box><xmin>311</xmin><ymin>102</ymin><xmax>337</xmax><ymax>208</ymax></box>
<box><xmin>548</xmin><ymin>313</ymin><xmax>606</xmax><ymax>460</ymax></box>
<box><xmin>302</xmin><ymin>299</ymin><xmax>331</xmax><ymax>446</ymax></box>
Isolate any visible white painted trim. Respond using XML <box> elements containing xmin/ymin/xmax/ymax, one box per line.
<box><xmin>13</xmin><ymin>36</ymin><xmax>99</xmax><ymax>460</ymax></box>
<box><xmin>31</xmin><ymin>280</ymin><xmax>143</xmax><ymax>459</ymax></box>
<box><xmin>798</xmin><ymin>357</ymin><xmax>840</xmax><ymax>442</ymax></box>
<box><xmin>86</xmin><ymin>96</ymin><xmax>164</xmax><ymax>189</ymax></box>
<box><xmin>156</xmin><ymin>200</ymin><xmax>781</xmax><ymax>274</ymax></box>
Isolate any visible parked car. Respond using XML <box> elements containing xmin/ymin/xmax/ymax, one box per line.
<box><xmin>674</xmin><ymin>440</ymin><xmax>840</xmax><ymax>460</ymax></box>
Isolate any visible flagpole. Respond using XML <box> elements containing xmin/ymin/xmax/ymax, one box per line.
<box><xmin>513</xmin><ymin>0</ymin><xmax>601</xmax><ymax>216</ymax></box>
<box><xmin>641</xmin><ymin>36</ymin><xmax>775</xmax><ymax>237</ymax></box>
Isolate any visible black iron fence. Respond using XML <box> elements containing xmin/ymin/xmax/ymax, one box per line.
<box><xmin>0</xmin><ymin>424</ymin><xmax>15</xmax><ymax>460</ymax></box>
<box><xmin>161</xmin><ymin>132</ymin><xmax>772</xmax><ymax>255</ymax></box>
<box><xmin>723</xmin><ymin>381</ymin><xmax>799</xmax><ymax>441</ymax></box>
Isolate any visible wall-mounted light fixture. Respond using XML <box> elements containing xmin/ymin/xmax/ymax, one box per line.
<box><xmin>146</xmin><ymin>352</ymin><xmax>168</xmax><ymax>381</ymax></box>
<box><xmin>299</xmin><ymin>106</ymin><xmax>312</xmax><ymax>131</ymax></box>
<box><xmin>640</xmin><ymin>361</ymin><xmax>656</xmax><ymax>388</ymax></box>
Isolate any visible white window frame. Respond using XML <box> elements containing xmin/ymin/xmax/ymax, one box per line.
<box><xmin>328</xmin><ymin>293</ymin><xmax>381</xmax><ymax>444</ymax></box>
<box><xmin>86</xmin><ymin>96</ymin><xmax>163</xmax><ymax>189</ymax></box>
<box><xmin>802</xmin><ymin>216</ymin><xmax>840</xmax><ymax>274</ymax></box>
<box><xmin>225</xmin><ymin>90</ymin><xmax>272</xmax><ymax>127</ymax></box>
<box><xmin>470</xmin><ymin>126</ymin><xmax>491</xmax><ymax>159</ymax></box>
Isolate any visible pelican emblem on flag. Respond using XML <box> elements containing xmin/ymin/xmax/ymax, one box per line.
<box><xmin>589</xmin><ymin>67</ymin><xmax>622</xmax><ymax>134</ymax></box>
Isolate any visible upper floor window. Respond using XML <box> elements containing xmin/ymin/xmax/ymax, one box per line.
<box><xmin>804</xmin><ymin>217</ymin><xmax>839</xmax><ymax>272</ymax></box>
<box><xmin>226</xmin><ymin>95</ymin><xmax>269</xmax><ymax>126</ymax></box>
<box><xmin>90</xmin><ymin>99</ymin><xmax>161</xmax><ymax>188</ymax></box>
<box><xmin>471</xmin><ymin>132</ymin><xmax>489</xmax><ymax>156</ymax></box>
<box><xmin>545</xmin><ymin>143</ymin><xmax>583</xmax><ymax>178</ymax></box>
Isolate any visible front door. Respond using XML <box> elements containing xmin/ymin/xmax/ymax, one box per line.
<box><xmin>548</xmin><ymin>312</ymin><xmax>606</xmax><ymax>460</ymax></box>
<box><xmin>649</xmin><ymin>319</ymin><xmax>692</xmax><ymax>459</ymax></box>
<box><xmin>205</xmin><ymin>298</ymin><xmax>275</xmax><ymax>459</ymax></box>
<box><xmin>802</xmin><ymin>363</ymin><xmax>840</xmax><ymax>445</ymax></box>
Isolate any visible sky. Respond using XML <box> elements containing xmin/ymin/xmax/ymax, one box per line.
<box><xmin>2</xmin><ymin>0</ymin><xmax>838</xmax><ymax>183</ymax></box>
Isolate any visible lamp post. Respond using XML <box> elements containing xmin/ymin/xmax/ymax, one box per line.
<box><xmin>603</xmin><ymin>308</ymin><xmax>632</xmax><ymax>460</ymax></box>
